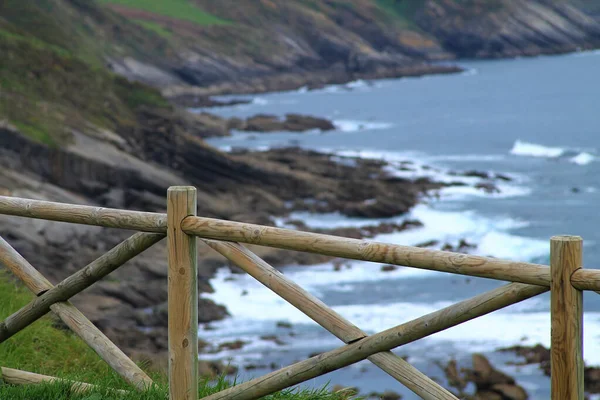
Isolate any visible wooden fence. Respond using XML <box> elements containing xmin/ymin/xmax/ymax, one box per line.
<box><xmin>0</xmin><ymin>186</ymin><xmax>597</xmax><ymax>399</ymax></box>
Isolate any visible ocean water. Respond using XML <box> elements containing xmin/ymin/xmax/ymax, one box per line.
<box><xmin>197</xmin><ymin>50</ymin><xmax>600</xmax><ymax>399</ymax></box>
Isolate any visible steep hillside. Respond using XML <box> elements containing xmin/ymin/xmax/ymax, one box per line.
<box><xmin>1</xmin><ymin>0</ymin><xmax>600</xmax><ymax>365</ymax></box>
<box><xmin>99</xmin><ymin>0</ymin><xmax>600</xmax><ymax>93</ymax></box>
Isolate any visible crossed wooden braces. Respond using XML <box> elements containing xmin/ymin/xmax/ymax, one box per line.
<box><xmin>0</xmin><ymin>230</ymin><xmax>549</xmax><ymax>400</ymax></box>
<box><xmin>0</xmin><ymin>191</ymin><xmax>592</xmax><ymax>400</ymax></box>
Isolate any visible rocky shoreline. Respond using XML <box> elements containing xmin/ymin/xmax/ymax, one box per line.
<box><xmin>0</xmin><ymin>121</ymin><xmax>512</xmax><ymax>357</ymax></box>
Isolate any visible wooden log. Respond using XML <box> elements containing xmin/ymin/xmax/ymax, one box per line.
<box><xmin>0</xmin><ymin>366</ymin><xmax>128</xmax><ymax>395</ymax></box>
<box><xmin>202</xmin><ymin>282</ymin><xmax>548</xmax><ymax>400</ymax></box>
<box><xmin>50</xmin><ymin>302</ymin><xmax>153</xmax><ymax>390</ymax></box>
<box><xmin>204</xmin><ymin>240</ymin><xmax>458</xmax><ymax>400</ymax></box>
<box><xmin>550</xmin><ymin>236</ymin><xmax>584</xmax><ymax>400</ymax></box>
<box><xmin>0</xmin><ymin>195</ymin><xmax>166</xmax><ymax>232</ymax></box>
<box><xmin>167</xmin><ymin>187</ymin><xmax>198</xmax><ymax>400</ymax></box>
<box><xmin>0</xmin><ymin>235</ymin><xmax>153</xmax><ymax>390</ymax></box>
<box><xmin>0</xmin><ymin>236</ymin><xmax>53</xmax><ymax>295</ymax></box>
<box><xmin>0</xmin><ymin>232</ymin><xmax>164</xmax><ymax>343</ymax></box>
<box><xmin>182</xmin><ymin>216</ymin><xmax>552</xmax><ymax>286</ymax></box>
<box><xmin>571</xmin><ymin>269</ymin><xmax>600</xmax><ymax>293</ymax></box>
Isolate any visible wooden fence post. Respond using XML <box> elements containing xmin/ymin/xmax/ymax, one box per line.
<box><xmin>551</xmin><ymin>236</ymin><xmax>584</xmax><ymax>400</ymax></box>
<box><xmin>168</xmin><ymin>187</ymin><xmax>198</xmax><ymax>400</ymax></box>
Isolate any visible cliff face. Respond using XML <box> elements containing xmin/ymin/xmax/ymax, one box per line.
<box><xmin>414</xmin><ymin>0</ymin><xmax>600</xmax><ymax>58</ymax></box>
<box><xmin>1</xmin><ymin>0</ymin><xmax>600</xmax><ymax>362</ymax></box>
<box><xmin>3</xmin><ymin>0</ymin><xmax>598</xmax><ymax>94</ymax></box>
<box><xmin>93</xmin><ymin>0</ymin><xmax>600</xmax><ymax>91</ymax></box>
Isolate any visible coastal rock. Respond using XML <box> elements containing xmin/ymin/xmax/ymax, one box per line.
<box><xmin>442</xmin><ymin>354</ymin><xmax>528</xmax><ymax>399</ymax></box>
<box><xmin>283</xmin><ymin>114</ymin><xmax>336</xmax><ymax>132</ymax></box>
<box><xmin>198</xmin><ymin>360</ymin><xmax>238</xmax><ymax>378</ymax></box>
<box><xmin>501</xmin><ymin>344</ymin><xmax>600</xmax><ymax>393</ymax></box>
<box><xmin>475</xmin><ymin>182</ymin><xmax>501</xmax><ymax>194</ymax></box>
<box><xmin>500</xmin><ymin>344</ymin><xmax>551</xmax><ymax>375</ymax></box>
<box><xmin>469</xmin><ymin>353</ymin><xmax>516</xmax><ymax>388</ymax></box>
<box><xmin>240</xmin><ymin>113</ymin><xmax>335</xmax><ymax>133</ymax></box>
<box><xmin>490</xmin><ymin>383</ymin><xmax>527</xmax><ymax>400</ymax></box>
<box><xmin>414</xmin><ymin>0</ymin><xmax>600</xmax><ymax>59</ymax></box>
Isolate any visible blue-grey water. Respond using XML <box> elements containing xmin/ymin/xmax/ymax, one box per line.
<box><xmin>197</xmin><ymin>50</ymin><xmax>600</xmax><ymax>399</ymax></box>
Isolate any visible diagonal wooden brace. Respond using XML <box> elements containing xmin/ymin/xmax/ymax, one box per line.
<box><xmin>204</xmin><ymin>240</ymin><xmax>458</xmax><ymax>400</ymax></box>
<box><xmin>0</xmin><ymin>234</ymin><xmax>162</xmax><ymax>390</ymax></box>
<box><xmin>201</xmin><ymin>278</ymin><xmax>547</xmax><ymax>400</ymax></box>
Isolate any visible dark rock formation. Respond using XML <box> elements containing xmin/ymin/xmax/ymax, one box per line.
<box><xmin>500</xmin><ymin>343</ymin><xmax>600</xmax><ymax>394</ymax></box>
<box><xmin>442</xmin><ymin>354</ymin><xmax>528</xmax><ymax>400</ymax></box>
<box><xmin>240</xmin><ymin>113</ymin><xmax>335</xmax><ymax>133</ymax></box>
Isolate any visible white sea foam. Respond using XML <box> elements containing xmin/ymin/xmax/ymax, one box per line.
<box><xmin>510</xmin><ymin>140</ymin><xmax>565</xmax><ymax>158</ymax></box>
<box><xmin>204</xmin><ymin>205</ymin><xmax>548</xmax><ymax>329</ymax></box>
<box><xmin>510</xmin><ymin>140</ymin><xmax>596</xmax><ymax>166</ymax></box>
<box><xmin>332</xmin><ymin>301</ymin><xmax>600</xmax><ymax>366</ymax></box>
<box><xmin>570</xmin><ymin>152</ymin><xmax>595</xmax><ymax>165</ymax></box>
<box><xmin>437</xmin><ymin>183</ymin><xmax>532</xmax><ymax>200</ymax></box>
<box><xmin>274</xmin><ymin>211</ymin><xmax>404</xmax><ymax>229</ymax></box>
<box><xmin>345</xmin><ymin>79</ymin><xmax>369</xmax><ymax>89</ymax></box>
<box><xmin>427</xmin><ymin>154</ymin><xmax>506</xmax><ymax>162</ymax></box>
<box><xmin>333</xmin><ymin>120</ymin><xmax>394</xmax><ymax>132</ymax></box>
<box><xmin>202</xmin><ymin>272</ymin><xmax>600</xmax><ymax>367</ymax></box>
<box><xmin>251</xmin><ymin>97</ymin><xmax>269</xmax><ymax>106</ymax></box>
<box><xmin>572</xmin><ymin>49</ymin><xmax>600</xmax><ymax>57</ymax></box>
<box><xmin>332</xmin><ymin>148</ymin><xmax>531</xmax><ymax>200</ymax></box>
<box><xmin>321</xmin><ymin>79</ymin><xmax>378</xmax><ymax>94</ymax></box>
<box><xmin>461</xmin><ymin>68</ymin><xmax>479</xmax><ymax>76</ymax></box>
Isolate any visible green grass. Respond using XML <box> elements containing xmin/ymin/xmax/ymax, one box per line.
<box><xmin>12</xmin><ymin>121</ymin><xmax>57</xmax><ymax>147</ymax></box>
<box><xmin>0</xmin><ymin>272</ymin><xmax>355</xmax><ymax>399</ymax></box>
<box><xmin>375</xmin><ymin>0</ymin><xmax>422</xmax><ymax>29</ymax></box>
<box><xmin>0</xmin><ymin>377</ymin><xmax>357</xmax><ymax>400</ymax></box>
<box><xmin>0</xmin><ymin>27</ymin><xmax>170</xmax><ymax>146</ymax></box>
<box><xmin>0</xmin><ymin>272</ymin><xmax>119</xmax><ymax>380</ymax></box>
<box><xmin>99</xmin><ymin>0</ymin><xmax>229</xmax><ymax>26</ymax></box>
<box><xmin>134</xmin><ymin>20</ymin><xmax>173</xmax><ymax>38</ymax></box>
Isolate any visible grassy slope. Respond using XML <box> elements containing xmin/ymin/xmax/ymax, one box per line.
<box><xmin>0</xmin><ymin>272</ymin><xmax>353</xmax><ymax>399</ymax></box>
<box><xmin>98</xmin><ymin>0</ymin><xmax>228</xmax><ymax>26</ymax></box>
<box><xmin>0</xmin><ymin>25</ymin><xmax>169</xmax><ymax>146</ymax></box>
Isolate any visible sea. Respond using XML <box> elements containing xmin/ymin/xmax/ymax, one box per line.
<box><xmin>193</xmin><ymin>50</ymin><xmax>600</xmax><ymax>399</ymax></box>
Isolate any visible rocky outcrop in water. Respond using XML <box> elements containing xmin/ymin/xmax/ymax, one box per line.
<box><xmin>501</xmin><ymin>344</ymin><xmax>600</xmax><ymax>394</ymax></box>
<box><xmin>443</xmin><ymin>354</ymin><xmax>528</xmax><ymax>400</ymax></box>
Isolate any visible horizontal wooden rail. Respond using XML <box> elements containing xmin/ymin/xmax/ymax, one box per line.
<box><xmin>202</xmin><ymin>282</ymin><xmax>548</xmax><ymax>400</ymax></box>
<box><xmin>205</xmin><ymin>240</ymin><xmax>458</xmax><ymax>400</ymax></box>
<box><xmin>0</xmin><ymin>236</ymin><xmax>153</xmax><ymax>390</ymax></box>
<box><xmin>184</xmin><ymin>216</ymin><xmax>560</xmax><ymax>286</ymax></box>
<box><xmin>0</xmin><ymin>367</ymin><xmax>128</xmax><ymax>395</ymax></box>
<box><xmin>0</xmin><ymin>232</ymin><xmax>165</xmax><ymax>343</ymax></box>
<box><xmin>572</xmin><ymin>269</ymin><xmax>600</xmax><ymax>293</ymax></box>
<box><xmin>2</xmin><ymin>196</ymin><xmax>600</xmax><ymax>290</ymax></box>
<box><xmin>0</xmin><ymin>195</ymin><xmax>166</xmax><ymax>232</ymax></box>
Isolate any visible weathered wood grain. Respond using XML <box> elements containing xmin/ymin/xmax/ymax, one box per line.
<box><xmin>183</xmin><ymin>216</ymin><xmax>553</xmax><ymax>286</ymax></box>
<box><xmin>550</xmin><ymin>236</ymin><xmax>584</xmax><ymax>400</ymax></box>
<box><xmin>167</xmin><ymin>187</ymin><xmax>198</xmax><ymax>400</ymax></box>
<box><xmin>50</xmin><ymin>302</ymin><xmax>153</xmax><ymax>390</ymax></box>
<box><xmin>204</xmin><ymin>239</ymin><xmax>458</xmax><ymax>400</ymax></box>
<box><xmin>0</xmin><ymin>367</ymin><xmax>128</xmax><ymax>394</ymax></box>
<box><xmin>571</xmin><ymin>269</ymin><xmax>600</xmax><ymax>293</ymax></box>
<box><xmin>202</xmin><ymin>282</ymin><xmax>548</xmax><ymax>400</ymax></box>
<box><xmin>0</xmin><ymin>195</ymin><xmax>166</xmax><ymax>232</ymax></box>
<box><xmin>0</xmin><ymin>232</ymin><xmax>164</xmax><ymax>343</ymax></box>
<box><xmin>0</xmin><ymin>235</ymin><xmax>53</xmax><ymax>295</ymax></box>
